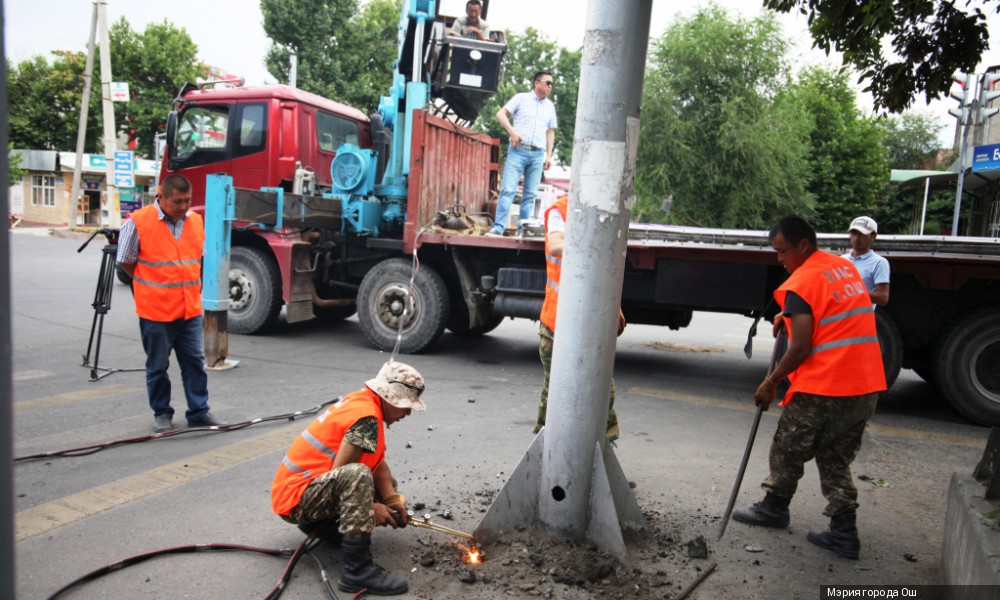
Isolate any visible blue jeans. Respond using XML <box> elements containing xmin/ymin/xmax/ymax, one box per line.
<box><xmin>493</xmin><ymin>146</ymin><xmax>545</xmax><ymax>233</ymax></box>
<box><xmin>139</xmin><ymin>316</ymin><xmax>210</xmax><ymax>421</ymax></box>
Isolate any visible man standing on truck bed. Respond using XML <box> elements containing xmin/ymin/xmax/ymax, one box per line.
<box><xmin>116</xmin><ymin>174</ymin><xmax>223</xmax><ymax>433</ymax></box>
<box><xmin>488</xmin><ymin>70</ymin><xmax>558</xmax><ymax>236</ymax></box>
<box><xmin>271</xmin><ymin>361</ymin><xmax>425</xmax><ymax>596</ymax></box>
<box><xmin>449</xmin><ymin>0</ymin><xmax>490</xmax><ymax>40</ymax></box>
<box><xmin>842</xmin><ymin>216</ymin><xmax>890</xmax><ymax>307</ymax></box>
<box><xmin>534</xmin><ymin>195</ymin><xmax>621</xmax><ymax>441</ymax></box>
<box><xmin>733</xmin><ymin>215</ymin><xmax>886</xmax><ymax>560</ymax></box>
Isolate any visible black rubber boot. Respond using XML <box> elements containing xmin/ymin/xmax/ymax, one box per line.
<box><xmin>338</xmin><ymin>535</ymin><xmax>408</xmax><ymax>596</ymax></box>
<box><xmin>732</xmin><ymin>493</ymin><xmax>791</xmax><ymax>528</ymax></box>
<box><xmin>807</xmin><ymin>511</ymin><xmax>860</xmax><ymax>559</ymax></box>
<box><xmin>298</xmin><ymin>519</ymin><xmax>342</xmax><ymax>548</ymax></box>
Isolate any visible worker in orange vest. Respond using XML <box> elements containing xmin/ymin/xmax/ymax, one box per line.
<box><xmin>534</xmin><ymin>195</ymin><xmax>622</xmax><ymax>441</ymax></box>
<box><xmin>271</xmin><ymin>361</ymin><xmax>425</xmax><ymax>596</ymax></box>
<box><xmin>116</xmin><ymin>174</ymin><xmax>223</xmax><ymax>433</ymax></box>
<box><xmin>733</xmin><ymin>216</ymin><xmax>886</xmax><ymax>559</ymax></box>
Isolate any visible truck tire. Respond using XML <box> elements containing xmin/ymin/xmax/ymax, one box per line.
<box><xmin>229</xmin><ymin>246</ymin><xmax>283</xmax><ymax>335</ymax></box>
<box><xmin>932</xmin><ymin>307</ymin><xmax>1000</xmax><ymax>425</ymax></box>
<box><xmin>357</xmin><ymin>258</ymin><xmax>449</xmax><ymax>353</ymax></box>
<box><xmin>875</xmin><ymin>309</ymin><xmax>903</xmax><ymax>392</ymax></box>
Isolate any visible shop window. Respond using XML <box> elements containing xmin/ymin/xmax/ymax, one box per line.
<box><xmin>31</xmin><ymin>175</ymin><xmax>55</xmax><ymax>207</ymax></box>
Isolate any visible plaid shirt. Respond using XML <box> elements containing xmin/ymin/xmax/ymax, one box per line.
<box><xmin>116</xmin><ymin>201</ymin><xmax>189</xmax><ymax>265</ymax></box>
<box><xmin>502</xmin><ymin>91</ymin><xmax>557</xmax><ymax>150</ymax></box>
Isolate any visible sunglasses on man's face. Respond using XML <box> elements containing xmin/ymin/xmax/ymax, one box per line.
<box><xmin>537</xmin><ymin>80</ymin><xmax>553</xmax><ymax>87</ymax></box>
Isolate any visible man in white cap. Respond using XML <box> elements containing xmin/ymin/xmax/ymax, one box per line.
<box><xmin>843</xmin><ymin>216</ymin><xmax>890</xmax><ymax>307</ymax></box>
<box><xmin>270</xmin><ymin>361</ymin><xmax>426</xmax><ymax>596</ymax></box>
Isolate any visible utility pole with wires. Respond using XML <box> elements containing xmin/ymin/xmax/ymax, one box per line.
<box><xmin>67</xmin><ymin>3</ymin><xmax>99</xmax><ymax>229</ymax></box>
<box><xmin>97</xmin><ymin>0</ymin><xmax>121</xmax><ymax>228</ymax></box>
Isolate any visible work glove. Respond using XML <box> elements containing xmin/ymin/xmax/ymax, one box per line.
<box><xmin>754</xmin><ymin>376</ymin><xmax>777</xmax><ymax>410</ymax></box>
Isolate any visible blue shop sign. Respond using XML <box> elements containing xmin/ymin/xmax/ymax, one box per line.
<box><xmin>972</xmin><ymin>143</ymin><xmax>1000</xmax><ymax>172</ymax></box>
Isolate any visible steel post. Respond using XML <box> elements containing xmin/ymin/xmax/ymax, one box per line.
<box><xmin>538</xmin><ymin>0</ymin><xmax>651</xmax><ymax>540</ymax></box>
<box><xmin>203</xmin><ymin>175</ymin><xmax>238</xmax><ymax>371</ymax></box>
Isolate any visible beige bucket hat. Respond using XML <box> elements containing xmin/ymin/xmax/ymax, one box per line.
<box><xmin>365</xmin><ymin>361</ymin><xmax>427</xmax><ymax>411</ymax></box>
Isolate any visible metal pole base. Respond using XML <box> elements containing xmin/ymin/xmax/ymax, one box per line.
<box><xmin>474</xmin><ymin>430</ymin><xmax>645</xmax><ymax>566</ymax></box>
<box><xmin>82</xmin><ymin>362</ymin><xmax>144</xmax><ymax>383</ymax></box>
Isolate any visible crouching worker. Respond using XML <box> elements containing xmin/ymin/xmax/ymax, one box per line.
<box><xmin>271</xmin><ymin>361</ymin><xmax>426</xmax><ymax>595</ymax></box>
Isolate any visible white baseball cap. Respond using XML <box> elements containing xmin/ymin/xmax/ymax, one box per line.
<box><xmin>848</xmin><ymin>216</ymin><xmax>877</xmax><ymax>235</ymax></box>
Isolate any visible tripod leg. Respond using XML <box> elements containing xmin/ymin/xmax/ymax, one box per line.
<box><xmin>84</xmin><ymin>244</ymin><xmax>118</xmax><ymax>379</ymax></box>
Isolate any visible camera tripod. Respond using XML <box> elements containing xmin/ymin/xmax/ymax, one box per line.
<box><xmin>79</xmin><ymin>228</ymin><xmax>143</xmax><ymax>382</ymax></box>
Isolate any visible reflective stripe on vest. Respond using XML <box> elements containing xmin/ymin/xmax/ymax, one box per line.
<box><xmin>130</xmin><ymin>204</ymin><xmax>204</xmax><ymax>321</ymax></box>
<box><xmin>775</xmin><ymin>250</ymin><xmax>887</xmax><ymax>403</ymax></box>
<box><xmin>539</xmin><ymin>197</ymin><xmax>568</xmax><ymax>330</ymax></box>
<box><xmin>270</xmin><ymin>388</ymin><xmax>386</xmax><ymax>516</ymax></box>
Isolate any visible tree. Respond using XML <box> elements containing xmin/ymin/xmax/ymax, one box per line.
<box><xmin>874</xmin><ymin>112</ymin><xmax>948</xmax><ymax>234</ymax></box>
<box><xmin>7</xmin><ymin>53</ymin><xmax>103</xmax><ymax>153</ymax></box>
<box><xmin>881</xmin><ymin>112</ymin><xmax>946</xmax><ymax>170</ymax></box>
<box><xmin>261</xmin><ymin>0</ymin><xmax>400</xmax><ymax>112</ymax></box>
<box><xmin>9</xmin><ymin>143</ymin><xmax>27</xmax><ymax>182</ymax></box>
<box><xmin>109</xmin><ymin>18</ymin><xmax>202</xmax><ymax>158</ymax></box>
<box><xmin>763</xmin><ymin>0</ymin><xmax>991</xmax><ymax>113</ymax></box>
<box><xmin>783</xmin><ymin>66</ymin><xmax>891</xmax><ymax>232</ymax></box>
<box><xmin>478</xmin><ymin>27</ymin><xmax>581</xmax><ymax>166</ymax></box>
<box><xmin>633</xmin><ymin>7</ymin><xmax>815</xmax><ymax>228</ymax></box>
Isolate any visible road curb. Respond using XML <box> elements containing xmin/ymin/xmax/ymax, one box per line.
<box><xmin>942</xmin><ymin>472</ymin><xmax>1000</xmax><ymax>595</ymax></box>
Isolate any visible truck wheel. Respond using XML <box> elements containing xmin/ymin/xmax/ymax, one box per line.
<box><xmin>229</xmin><ymin>246</ymin><xmax>282</xmax><ymax>335</ymax></box>
<box><xmin>875</xmin><ymin>309</ymin><xmax>903</xmax><ymax>392</ymax></box>
<box><xmin>357</xmin><ymin>258</ymin><xmax>449</xmax><ymax>353</ymax></box>
<box><xmin>932</xmin><ymin>307</ymin><xmax>1000</xmax><ymax>425</ymax></box>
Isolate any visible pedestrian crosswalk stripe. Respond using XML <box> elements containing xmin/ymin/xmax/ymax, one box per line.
<box><xmin>13</xmin><ymin>384</ymin><xmax>137</xmax><ymax>414</ymax></box>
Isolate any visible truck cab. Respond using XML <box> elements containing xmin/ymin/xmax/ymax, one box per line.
<box><xmin>163</xmin><ymin>82</ymin><xmax>372</xmax><ymax>204</ymax></box>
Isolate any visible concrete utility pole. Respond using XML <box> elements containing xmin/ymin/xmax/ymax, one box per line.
<box><xmin>476</xmin><ymin>0</ymin><xmax>652</xmax><ymax>565</ymax></box>
<box><xmin>97</xmin><ymin>0</ymin><xmax>121</xmax><ymax>228</ymax></box>
<box><xmin>68</xmin><ymin>3</ymin><xmax>99</xmax><ymax>228</ymax></box>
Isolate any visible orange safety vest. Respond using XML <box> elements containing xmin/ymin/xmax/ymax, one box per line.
<box><xmin>774</xmin><ymin>250</ymin><xmax>887</xmax><ymax>405</ymax></box>
<box><xmin>539</xmin><ymin>196</ymin><xmax>568</xmax><ymax>330</ymax></box>
<box><xmin>130</xmin><ymin>204</ymin><xmax>205</xmax><ymax>321</ymax></box>
<box><xmin>271</xmin><ymin>388</ymin><xmax>387</xmax><ymax>516</ymax></box>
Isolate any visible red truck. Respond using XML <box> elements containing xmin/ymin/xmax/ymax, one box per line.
<box><xmin>158</xmin><ymin>4</ymin><xmax>1000</xmax><ymax>426</ymax></box>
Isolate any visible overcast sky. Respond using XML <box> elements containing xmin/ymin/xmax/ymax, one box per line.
<box><xmin>7</xmin><ymin>0</ymin><xmax>1000</xmax><ymax>145</ymax></box>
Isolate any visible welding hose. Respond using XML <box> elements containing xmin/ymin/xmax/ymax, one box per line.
<box><xmin>45</xmin><ymin>542</ymin><xmax>301</xmax><ymax>600</ymax></box>
<box><xmin>14</xmin><ymin>398</ymin><xmax>341</xmax><ymax>462</ymax></box>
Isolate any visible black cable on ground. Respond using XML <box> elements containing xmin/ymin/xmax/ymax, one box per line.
<box><xmin>46</xmin><ymin>542</ymin><xmax>299</xmax><ymax>600</ymax></box>
<box><xmin>15</xmin><ymin>398</ymin><xmax>340</xmax><ymax>462</ymax></box>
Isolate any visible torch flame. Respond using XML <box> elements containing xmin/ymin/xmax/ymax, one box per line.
<box><xmin>459</xmin><ymin>543</ymin><xmax>484</xmax><ymax>564</ymax></box>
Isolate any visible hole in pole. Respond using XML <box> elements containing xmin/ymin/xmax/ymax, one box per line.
<box><xmin>551</xmin><ymin>486</ymin><xmax>566</xmax><ymax>502</ymax></box>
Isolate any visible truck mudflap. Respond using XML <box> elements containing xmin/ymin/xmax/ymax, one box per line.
<box><xmin>286</xmin><ymin>242</ymin><xmax>315</xmax><ymax>325</ymax></box>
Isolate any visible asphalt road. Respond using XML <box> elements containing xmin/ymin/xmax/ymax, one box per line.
<box><xmin>9</xmin><ymin>229</ymin><xmax>991</xmax><ymax>599</ymax></box>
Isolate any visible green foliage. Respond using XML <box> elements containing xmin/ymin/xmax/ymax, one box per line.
<box><xmin>7</xmin><ymin>52</ymin><xmax>103</xmax><ymax>152</ymax></box>
<box><xmin>478</xmin><ymin>28</ymin><xmax>580</xmax><ymax>166</ymax></box>
<box><xmin>881</xmin><ymin>112</ymin><xmax>946</xmax><ymax>170</ymax></box>
<box><xmin>783</xmin><ymin>66</ymin><xmax>890</xmax><ymax>232</ymax></box>
<box><xmin>764</xmin><ymin>0</ymin><xmax>991</xmax><ymax>113</ymax></box>
<box><xmin>109</xmin><ymin>18</ymin><xmax>202</xmax><ymax>158</ymax></box>
<box><xmin>633</xmin><ymin>7</ymin><xmax>814</xmax><ymax>228</ymax></box>
<box><xmin>8</xmin><ymin>143</ymin><xmax>27</xmax><ymax>181</ymax></box>
<box><xmin>261</xmin><ymin>0</ymin><xmax>399</xmax><ymax>113</ymax></box>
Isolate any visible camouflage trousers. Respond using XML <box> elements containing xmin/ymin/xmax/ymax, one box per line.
<box><xmin>534</xmin><ymin>323</ymin><xmax>619</xmax><ymax>442</ymax></box>
<box><xmin>762</xmin><ymin>392</ymin><xmax>878</xmax><ymax>517</ymax></box>
<box><xmin>281</xmin><ymin>463</ymin><xmax>393</xmax><ymax>537</ymax></box>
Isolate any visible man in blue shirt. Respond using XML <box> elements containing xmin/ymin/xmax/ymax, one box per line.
<box><xmin>842</xmin><ymin>216</ymin><xmax>890</xmax><ymax>307</ymax></box>
<box><xmin>488</xmin><ymin>71</ymin><xmax>558</xmax><ymax>236</ymax></box>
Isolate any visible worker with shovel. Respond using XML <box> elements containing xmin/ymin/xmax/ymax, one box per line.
<box><xmin>733</xmin><ymin>216</ymin><xmax>886</xmax><ymax>560</ymax></box>
<box><xmin>271</xmin><ymin>361</ymin><xmax>426</xmax><ymax>595</ymax></box>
